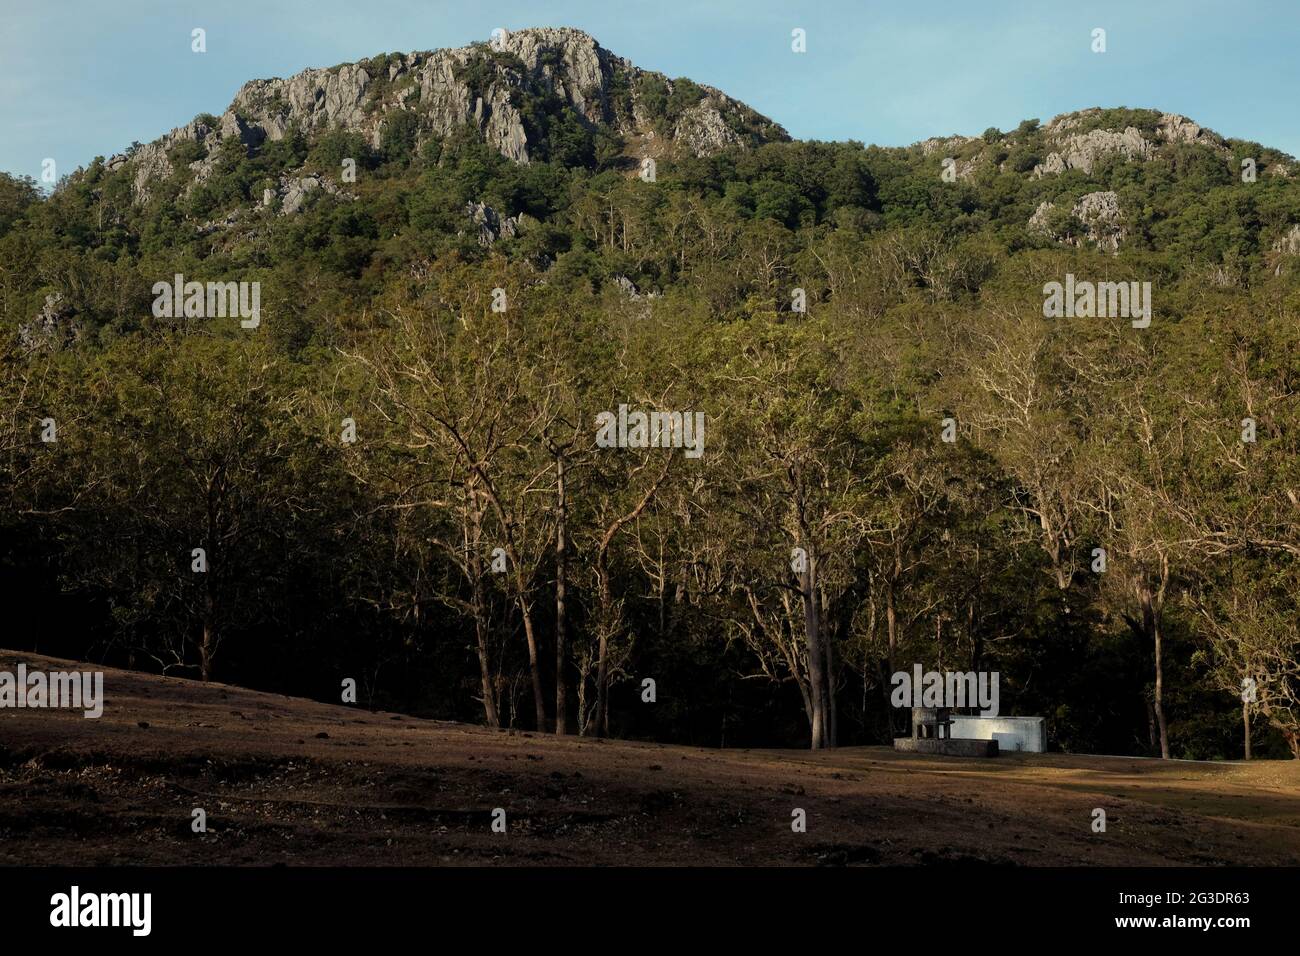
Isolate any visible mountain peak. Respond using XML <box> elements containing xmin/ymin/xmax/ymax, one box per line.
<box><xmin>915</xmin><ymin>106</ymin><xmax>1293</xmax><ymax>184</ymax></box>
<box><xmin>116</xmin><ymin>27</ymin><xmax>788</xmax><ymax>203</ymax></box>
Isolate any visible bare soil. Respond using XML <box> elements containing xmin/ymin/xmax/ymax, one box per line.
<box><xmin>2</xmin><ymin>651</ymin><xmax>1297</xmax><ymax>866</ymax></box>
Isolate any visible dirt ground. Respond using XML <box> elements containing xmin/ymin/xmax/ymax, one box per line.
<box><xmin>2</xmin><ymin>650</ymin><xmax>1297</xmax><ymax>866</ymax></box>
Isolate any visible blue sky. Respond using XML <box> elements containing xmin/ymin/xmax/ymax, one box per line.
<box><xmin>3</xmin><ymin>0</ymin><xmax>1297</xmax><ymax>180</ymax></box>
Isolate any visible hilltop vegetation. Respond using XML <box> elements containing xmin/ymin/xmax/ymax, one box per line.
<box><xmin>1</xmin><ymin>32</ymin><xmax>1298</xmax><ymax>758</ymax></box>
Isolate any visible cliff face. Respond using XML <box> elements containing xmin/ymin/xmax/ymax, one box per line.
<box><xmin>114</xmin><ymin>27</ymin><xmax>789</xmax><ymax>202</ymax></box>
<box><xmin>1031</xmin><ymin>110</ymin><xmax>1232</xmax><ymax>177</ymax></box>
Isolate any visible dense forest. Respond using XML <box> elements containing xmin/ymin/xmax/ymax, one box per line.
<box><xmin>2</xmin><ymin>36</ymin><xmax>1297</xmax><ymax>759</ymax></box>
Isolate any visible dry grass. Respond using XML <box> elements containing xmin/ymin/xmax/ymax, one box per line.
<box><xmin>2</xmin><ymin>650</ymin><xmax>1296</xmax><ymax>866</ymax></box>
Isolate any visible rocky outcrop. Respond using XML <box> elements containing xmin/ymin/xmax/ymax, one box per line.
<box><xmin>264</xmin><ymin>174</ymin><xmax>350</xmax><ymax>216</ymax></box>
<box><xmin>1072</xmin><ymin>191</ymin><xmax>1125</xmax><ymax>252</ymax></box>
<box><xmin>1028</xmin><ymin>190</ymin><xmax>1126</xmax><ymax>253</ymax></box>
<box><xmin>463</xmin><ymin>201</ymin><xmax>522</xmax><ymax>246</ymax></box>
<box><xmin>1154</xmin><ymin>112</ymin><xmax>1219</xmax><ymax>146</ymax></box>
<box><xmin>1272</xmin><ymin>224</ymin><xmax>1300</xmax><ymax>255</ymax></box>
<box><xmin>673</xmin><ymin>100</ymin><xmax>747</xmax><ymax>155</ymax></box>
<box><xmin>19</xmin><ymin>293</ymin><xmax>83</xmax><ymax>352</ymax></box>
<box><xmin>608</xmin><ymin>275</ymin><xmax>659</xmax><ymax>313</ymax></box>
<box><xmin>233</xmin><ymin>62</ymin><xmax>374</xmax><ymax>142</ymax></box>
<box><xmin>119</xmin><ymin>27</ymin><xmax>788</xmax><ymax>205</ymax></box>
<box><xmin>1267</xmin><ymin>224</ymin><xmax>1300</xmax><ymax>275</ymax></box>
<box><xmin>1034</xmin><ymin>127</ymin><xmax>1154</xmax><ymax>176</ymax></box>
<box><xmin>915</xmin><ymin>135</ymin><xmax>984</xmax><ymax>179</ymax></box>
<box><xmin>919</xmin><ymin>135</ymin><xmax>980</xmax><ymax>157</ymax></box>
<box><xmin>1026</xmin><ymin>200</ymin><xmax>1056</xmax><ymax>236</ymax></box>
<box><xmin>610</xmin><ymin>275</ymin><xmax>658</xmax><ymax>300</ymax></box>
<box><xmin>1034</xmin><ymin>109</ymin><xmax>1231</xmax><ymax>177</ymax></box>
<box><xmin>197</xmin><ymin>210</ymin><xmax>246</xmax><ymax>236</ymax></box>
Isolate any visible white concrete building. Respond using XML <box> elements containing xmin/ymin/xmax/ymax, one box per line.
<box><xmin>950</xmin><ymin>715</ymin><xmax>1046</xmax><ymax>753</ymax></box>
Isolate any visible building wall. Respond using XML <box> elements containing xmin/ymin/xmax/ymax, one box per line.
<box><xmin>950</xmin><ymin>716</ymin><xmax>1046</xmax><ymax>753</ymax></box>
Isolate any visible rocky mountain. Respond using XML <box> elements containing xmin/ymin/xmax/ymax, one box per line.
<box><xmin>72</xmin><ymin>26</ymin><xmax>1299</xmax><ymax>267</ymax></box>
<box><xmin>11</xmin><ymin>31</ymin><xmax>1299</xmax><ymax>348</ymax></box>
<box><xmin>918</xmin><ymin>107</ymin><xmax>1288</xmax><ymax>181</ymax></box>
<box><xmin>112</xmin><ymin>27</ymin><xmax>788</xmax><ymax>205</ymax></box>
<box><xmin>917</xmin><ymin>107</ymin><xmax>1295</xmax><ymax>255</ymax></box>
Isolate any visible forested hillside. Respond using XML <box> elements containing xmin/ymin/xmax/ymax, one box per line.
<box><xmin>2</xmin><ymin>28</ymin><xmax>1297</xmax><ymax>759</ymax></box>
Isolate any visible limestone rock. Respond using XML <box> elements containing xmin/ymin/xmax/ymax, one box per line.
<box><xmin>1027</xmin><ymin>191</ymin><xmax>1125</xmax><ymax>253</ymax></box>
<box><xmin>119</xmin><ymin>27</ymin><xmax>788</xmax><ymax>206</ymax></box>
<box><xmin>1155</xmin><ymin>112</ymin><xmax>1214</xmax><ymax>146</ymax></box>
<box><xmin>608</xmin><ymin>274</ymin><xmax>660</xmax><ymax>301</ymax></box>
<box><xmin>265</xmin><ymin>175</ymin><xmax>349</xmax><ymax>216</ymax></box>
<box><xmin>19</xmin><ymin>293</ymin><xmax>83</xmax><ymax>352</ymax></box>
<box><xmin>197</xmin><ymin>210</ymin><xmax>246</xmax><ymax>236</ymax></box>
<box><xmin>1033</xmin><ymin>109</ymin><xmax>1231</xmax><ymax>178</ymax></box>
<box><xmin>1035</xmin><ymin>127</ymin><xmax>1153</xmax><ymax>176</ymax></box>
<box><xmin>1027</xmin><ymin>200</ymin><xmax>1057</xmax><ymax>236</ymax></box>
<box><xmin>672</xmin><ymin>102</ymin><xmax>743</xmax><ymax>155</ymax></box>
<box><xmin>1073</xmin><ymin>190</ymin><xmax>1125</xmax><ymax>253</ymax></box>
<box><xmin>919</xmin><ymin>135</ymin><xmax>979</xmax><ymax>157</ymax></box>
<box><xmin>232</xmin><ymin>62</ymin><xmax>373</xmax><ymax>142</ymax></box>
<box><xmin>612</xmin><ymin>275</ymin><xmax>641</xmax><ymax>299</ymax></box>
<box><xmin>464</xmin><ymin>201</ymin><xmax>522</xmax><ymax>246</ymax></box>
<box><xmin>1271</xmin><ymin>224</ymin><xmax>1300</xmax><ymax>255</ymax></box>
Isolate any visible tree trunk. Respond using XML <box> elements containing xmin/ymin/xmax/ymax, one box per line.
<box><xmin>1242</xmin><ymin>699</ymin><xmax>1251</xmax><ymax>761</ymax></box>
<box><xmin>822</xmin><ymin>599</ymin><xmax>837</xmax><ymax>748</ymax></box>
<box><xmin>470</xmin><ymin>561</ymin><xmax>493</xmax><ymax>723</ymax></box>
<box><xmin>1145</xmin><ymin>586</ymin><xmax>1171</xmax><ymax>759</ymax></box>
<box><xmin>200</xmin><ymin>588</ymin><xmax>215</xmax><ymax>682</ymax></box>
<box><xmin>657</xmin><ymin>539</ymin><xmax>667</xmax><ymax>639</ymax></box>
<box><xmin>468</xmin><ymin>500</ymin><xmax>499</xmax><ymax>728</ymax></box>
<box><xmin>446</xmin><ymin>428</ymin><xmax>545</xmax><ymax>730</ymax></box>
<box><xmin>968</xmin><ymin>599</ymin><xmax>982</xmax><ymax>672</ymax></box>
<box><xmin>517</xmin><ymin>592</ymin><xmax>547</xmax><ymax>732</ymax></box>
<box><xmin>595</xmin><ymin>625</ymin><xmax>610</xmax><ymax>737</ymax></box>
<box><xmin>589</xmin><ymin>457</ymin><xmax>673</xmax><ymax>739</ymax></box>
<box><xmin>554</xmin><ymin>452</ymin><xmax>568</xmax><ymax>735</ymax></box>
<box><xmin>594</xmin><ymin>564</ymin><xmax>613</xmax><ymax>738</ymax></box>
<box><xmin>200</xmin><ymin>495</ymin><xmax>217</xmax><ymax>682</ymax></box>
<box><xmin>885</xmin><ymin>570</ymin><xmax>900</xmax><ymax>735</ymax></box>
<box><xmin>199</xmin><ymin>624</ymin><xmax>214</xmax><ymax>681</ymax></box>
<box><xmin>473</xmin><ymin>612</ymin><xmax>499</xmax><ymax>728</ymax></box>
<box><xmin>801</xmin><ymin>550</ymin><xmax>827</xmax><ymax>749</ymax></box>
